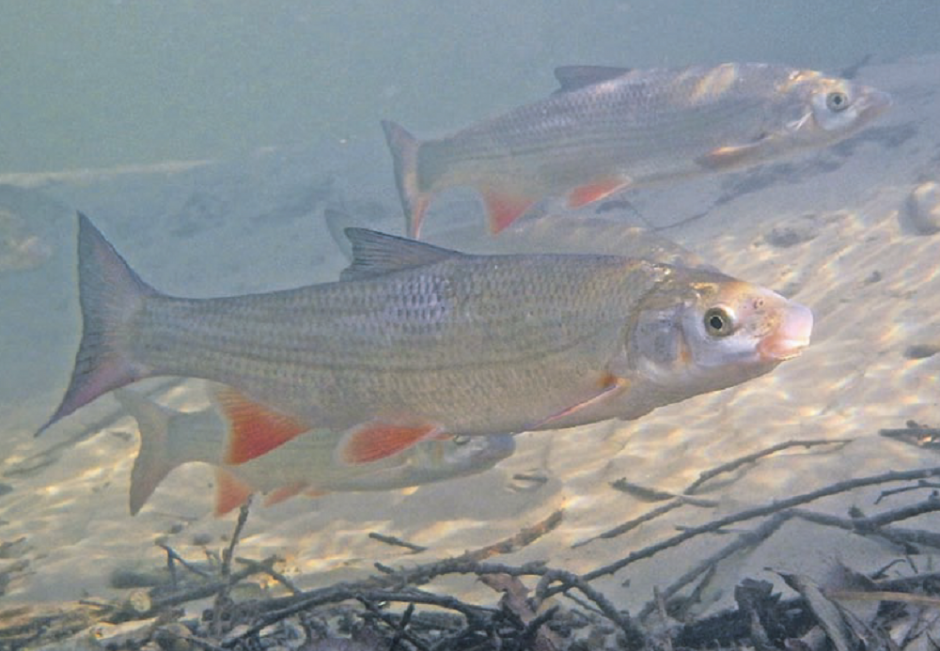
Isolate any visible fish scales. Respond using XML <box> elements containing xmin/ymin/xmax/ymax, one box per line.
<box><xmin>424</xmin><ymin>68</ymin><xmax>773</xmax><ymax>188</ymax></box>
<box><xmin>126</xmin><ymin>255</ymin><xmax>661</xmax><ymax>434</ymax></box>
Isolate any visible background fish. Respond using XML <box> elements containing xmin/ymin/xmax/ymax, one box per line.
<box><xmin>383</xmin><ymin>62</ymin><xmax>891</xmax><ymax>236</ymax></box>
<box><xmin>115</xmin><ymin>386</ymin><xmax>515</xmax><ymax>516</ymax></box>
<box><xmin>42</xmin><ymin>214</ymin><xmax>813</xmax><ymax>466</ymax></box>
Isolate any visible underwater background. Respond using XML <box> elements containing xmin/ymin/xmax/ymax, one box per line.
<box><xmin>1</xmin><ymin>2</ymin><xmax>940</xmax><ymax>649</ymax></box>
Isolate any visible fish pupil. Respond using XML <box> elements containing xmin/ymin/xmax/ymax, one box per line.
<box><xmin>704</xmin><ymin>308</ymin><xmax>733</xmax><ymax>337</ymax></box>
<box><xmin>826</xmin><ymin>91</ymin><xmax>849</xmax><ymax>112</ymax></box>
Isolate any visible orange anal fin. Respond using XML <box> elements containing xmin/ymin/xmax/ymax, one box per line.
<box><xmin>215</xmin><ymin>468</ymin><xmax>254</xmax><ymax>517</ymax></box>
<box><xmin>530</xmin><ymin>375</ymin><xmax>627</xmax><ymax>430</ymax></box>
<box><xmin>481</xmin><ymin>191</ymin><xmax>536</xmax><ymax>234</ymax></box>
<box><xmin>212</xmin><ymin>386</ymin><xmax>309</xmax><ymax>465</ymax></box>
<box><xmin>340</xmin><ymin>422</ymin><xmax>443</xmax><ymax>465</ymax></box>
<box><xmin>566</xmin><ymin>178</ymin><xmax>632</xmax><ymax>209</ymax></box>
<box><xmin>264</xmin><ymin>482</ymin><xmax>307</xmax><ymax>507</ymax></box>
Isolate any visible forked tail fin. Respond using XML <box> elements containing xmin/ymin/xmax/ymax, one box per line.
<box><xmin>37</xmin><ymin>212</ymin><xmax>155</xmax><ymax>435</ymax></box>
<box><xmin>381</xmin><ymin>120</ymin><xmax>429</xmax><ymax>238</ymax></box>
<box><xmin>115</xmin><ymin>389</ymin><xmax>178</xmax><ymax>516</ymax></box>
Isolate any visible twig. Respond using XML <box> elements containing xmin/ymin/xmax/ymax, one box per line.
<box><xmin>570</xmin><ymin>465</ymin><xmax>940</xmax><ymax>588</ymax></box>
<box><xmin>535</xmin><ymin>568</ymin><xmax>643</xmax><ymax>646</ymax></box>
<box><xmin>369</xmin><ymin>532</ymin><xmax>428</xmax><ymax>554</ymax></box>
<box><xmin>610</xmin><ymin>480</ymin><xmax>676</xmax><ymax>501</ymax></box>
<box><xmin>460</xmin><ymin>509</ymin><xmax>563</xmax><ymax>561</ymax></box>
<box><xmin>358</xmin><ymin>598</ymin><xmax>429</xmax><ymax>651</ymax></box>
<box><xmin>226</xmin><ymin>587</ymin><xmax>500</xmax><ymax>647</ymax></box>
<box><xmin>684</xmin><ymin>439</ymin><xmax>852</xmax><ymax>495</ymax></box>
<box><xmin>235</xmin><ymin>556</ymin><xmax>301</xmax><ymax>595</ymax></box>
<box><xmin>637</xmin><ymin>512</ymin><xmax>790</xmax><ymax>621</ymax></box>
<box><xmin>158</xmin><ymin>543</ymin><xmax>213</xmax><ymax>580</ymax></box>
<box><xmin>213</xmin><ymin>499</ymin><xmax>252</xmax><ymax>637</ymax></box>
<box><xmin>571</xmin><ymin>500</ymin><xmax>684</xmax><ymax>549</ymax></box>
<box><xmin>581</xmin><ymin>439</ymin><xmax>844</xmax><ymax>550</ymax></box>
<box><xmin>149</xmin><ymin>556</ymin><xmax>276</xmax><ymax>611</ymax></box>
<box><xmin>515</xmin><ymin>605</ymin><xmax>560</xmax><ymax>651</ymax></box>
<box><xmin>222</xmin><ymin>500</ymin><xmax>252</xmax><ymax>579</ymax></box>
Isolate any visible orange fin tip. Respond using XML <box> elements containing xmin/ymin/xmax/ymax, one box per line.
<box><xmin>215</xmin><ymin>469</ymin><xmax>253</xmax><ymax>517</ymax></box>
<box><xmin>340</xmin><ymin>422</ymin><xmax>442</xmax><ymax>465</ymax></box>
<box><xmin>213</xmin><ymin>386</ymin><xmax>308</xmax><ymax>465</ymax></box>
<box><xmin>567</xmin><ymin>178</ymin><xmax>631</xmax><ymax>209</ymax></box>
<box><xmin>531</xmin><ymin>375</ymin><xmax>627</xmax><ymax>429</ymax></box>
<box><xmin>304</xmin><ymin>489</ymin><xmax>329</xmax><ymax>499</ymax></box>
<box><xmin>482</xmin><ymin>191</ymin><xmax>536</xmax><ymax>234</ymax></box>
<box><xmin>264</xmin><ymin>483</ymin><xmax>307</xmax><ymax>507</ymax></box>
<box><xmin>695</xmin><ymin>142</ymin><xmax>764</xmax><ymax>170</ymax></box>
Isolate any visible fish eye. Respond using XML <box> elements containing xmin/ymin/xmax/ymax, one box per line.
<box><xmin>703</xmin><ymin>307</ymin><xmax>735</xmax><ymax>337</ymax></box>
<box><xmin>826</xmin><ymin>91</ymin><xmax>849</xmax><ymax>112</ymax></box>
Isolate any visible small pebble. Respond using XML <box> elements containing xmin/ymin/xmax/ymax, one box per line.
<box><xmin>191</xmin><ymin>532</ymin><xmax>213</xmax><ymax>546</ymax></box>
<box><xmin>764</xmin><ymin>215</ymin><xmax>820</xmax><ymax>248</ymax></box>
<box><xmin>907</xmin><ymin>181</ymin><xmax>940</xmax><ymax>234</ymax></box>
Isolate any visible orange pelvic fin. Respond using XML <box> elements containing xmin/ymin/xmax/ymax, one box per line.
<box><xmin>694</xmin><ymin>141</ymin><xmax>765</xmax><ymax>170</ymax></box>
<box><xmin>215</xmin><ymin>468</ymin><xmax>253</xmax><ymax>517</ymax></box>
<box><xmin>212</xmin><ymin>386</ymin><xmax>308</xmax><ymax>465</ymax></box>
<box><xmin>339</xmin><ymin>421</ymin><xmax>442</xmax><ymax>465</ymax></box>
<box><xmin>264</xmin><ymin>483</ymin><xmax>308</xmax><ymax>507</ymax></box>
<box><xmin>304</xmin><ymin>489</ymin><xmax>329</xmax><ymax>499</ymax></box>
<box><xmin>567</xmin><ymin>177</ymin><xmax>632</xmax><ymax>209</ymax></box>
<box><xmin>481</xmin><ymin>190</ymin><xmax>536</xmax><ymax>234</ymax></box>
<box><xmin>530</xmin><ymin>374</ymin><xmax>627</xmax><ymax>429</ymax></box>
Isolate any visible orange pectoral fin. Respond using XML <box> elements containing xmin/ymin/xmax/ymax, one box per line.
<box><xmin>529</xmin><ymin>375</ymin><xmax>627</xmax><ymax>430</ymax></box>
<box><xmin>212</xmin><ymin>386</ymin><xmax>309</xmax><ymax>465</ymax></box>
<box><xmin>566</xmin><ymin>177</ymin><xmax>632</xmax><ymax>209</ymax></box>
<box><xmin>339</xmin><ymin>422</ymin><xmax>443</xmax><ymax>465</ymax></box>
<box><xmin>215</xmin><ymin>469</ymin><xmax>254</xmax><ymax>517</ymax></box>
<box><xmin>481</xmin><ymin>190</ymin><xmax>536</xmax><ymax>234</ymax></box>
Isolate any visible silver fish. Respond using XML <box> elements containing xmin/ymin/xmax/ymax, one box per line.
<box><xmin>383</xmin><ymin>63</ymin><xmax>891</xmax><ymax>236</ymax></box>
<box><xmin>115</xmin><ymin>387</ymin><xmax>514</xmax><ymax>516</ymax></box>
<box><xmin>41</xmin><ymin>213</ymin><xmax>812</xmax><ymax>466</ymax></box>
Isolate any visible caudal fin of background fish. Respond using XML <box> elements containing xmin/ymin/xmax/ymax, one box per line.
<box><xmin>381</xmin><ymin>120</ymin><xmax>429</xmax><ymax>238</ymax></box>
<box><xmin>115</xmin><ymin>389</ymin><xmax>180</xmax><ymax>516</ymax></box>
<box><xmin>382</xmin><ymin>120</ymin><xmax>539</xmax><ymax>237</ymax></box>
<box><xmin>36</xmin><ymin>213</ymin><xmax>155</xmax><ymax>436</ymax></box>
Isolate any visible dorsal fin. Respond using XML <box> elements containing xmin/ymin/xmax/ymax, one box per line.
<box><xmin>554</xmin><ymin>65</ymin><xmax>631</xmax><ymax>92</ymax></box>
<box><xmin>341</xmin><ymin>228</ymin><xmax>459</xmax><ymax>281</ymax></box>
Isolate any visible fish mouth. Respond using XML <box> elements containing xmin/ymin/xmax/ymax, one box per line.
<box><xmin>757</xmin><ymin>304</ymin><xmax>814</xmax><ymax>361</ymax></box>
<box><xmin>858</xmin><ymin>88</ymin><xmax>893</xmax><ymax>119</ymax></box>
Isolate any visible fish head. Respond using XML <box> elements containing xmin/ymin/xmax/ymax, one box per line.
<box><xmin>628</xmin><ymin>271</ymin><xmax>814</xmax><ymax>394</ymax></box>
<box><xmin>409</xmin><ymin>434</ymin><xmax>516</xmax><ymax>480</ymax></box>
<box><xmin>774</xmin><ymin>70</ymin><xmax>892</xmax><ymax>146</ymax></box>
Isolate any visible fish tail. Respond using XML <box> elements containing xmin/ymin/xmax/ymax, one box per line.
<box><xmin>381</xmin><ymin>120</ymin><xmax>430</xmax><ymax>238</ymax></box>
<box><xmin>37</xmin><ymin>212</ymin><xmax>155</xmax><ymax>435</ymax></box>
<box><xmin>115</xmin><ymin>389</ymin><xmax>178</xmax><ymax>516</ymax></box>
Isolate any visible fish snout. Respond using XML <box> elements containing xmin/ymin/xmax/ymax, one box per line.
<box><xmin>757</xmin><ymin>303</ymin><xmax>814</xmax><ymax>361</ymax></box>
<box><xmin>859</xmin><ymin>88</ymin><xmax>893</xmax><ymax>119</ymax></box>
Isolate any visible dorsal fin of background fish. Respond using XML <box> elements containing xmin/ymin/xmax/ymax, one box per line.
<box><xmin>553</xmin><ymin>65</ymin><xmax>632</xmax><ymax>92</ymax></box>
<box><xmin>340</xmin><ymin>226</ymin><xmax>461</xmax><ymax>281</ymax></box>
